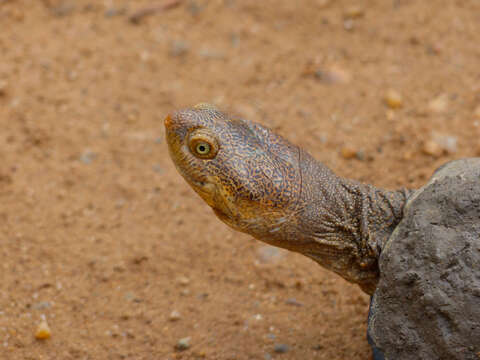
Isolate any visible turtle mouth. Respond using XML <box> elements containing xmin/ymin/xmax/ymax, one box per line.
<box><xmin>212</xmin><ymin>207</ymin><xmax>231</xmax><ymax>221</ymax></box>
<box><xmin>187</xmin><ymin>176</ymin><xmax>215</xmax><ymax>199</ymax></box>
<box><xmin>185</xmin><ymin>175</ymin><xmax>235</xmax><ymax>219</ymax></box>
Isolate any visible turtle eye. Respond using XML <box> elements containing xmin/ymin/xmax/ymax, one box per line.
<box><xmin>188</xmin><ymin>129</ymin><xmax>218</xmax><ymax>159</ymax></box>
<box><xmin>195</xmin><ymin>142</ymin><xmax>210</xmax><ymax>155</ymax></box>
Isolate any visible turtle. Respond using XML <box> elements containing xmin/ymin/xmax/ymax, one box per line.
<box><xmin>164</xmin><ymin>103</ymin><xmax>480</xmax><ymax>360</ymax></box>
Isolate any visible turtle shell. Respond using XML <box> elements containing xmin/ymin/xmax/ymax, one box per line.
<box><xmin>368</xmin><ymin>158</ymin><xmax>480</xmax><ymax>360</ymax></box>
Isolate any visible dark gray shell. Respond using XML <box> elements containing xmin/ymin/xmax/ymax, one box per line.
<box><xmin>368</xmin><ymin>158</ymin><xmax>480</xmax><ymax>360</ymax></box>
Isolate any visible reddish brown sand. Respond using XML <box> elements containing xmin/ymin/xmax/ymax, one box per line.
<box><xmin>1</xmin><ymin>1</ymin><xmax>479</xmax><ymax>359</ymax></box>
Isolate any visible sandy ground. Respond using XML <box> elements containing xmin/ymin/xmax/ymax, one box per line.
<box><xmin>0</xmin><ymin>0</ymin><xmax>479</xmax><ymax>359</ymax></box>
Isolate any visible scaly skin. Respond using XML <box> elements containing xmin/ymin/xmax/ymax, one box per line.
<box><xmin>165</xmin><ymin>104</ymin><xmax>412</xmax><ymax>294</ymax></box>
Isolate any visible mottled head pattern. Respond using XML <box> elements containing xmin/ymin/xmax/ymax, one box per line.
<box><xmin>165</xmin><ymin>104</ymin><xmax>303</xmax><ymax>241</ymax></box>
<box><xmin>166</xmin><ymin>104</ymin><xmax>411</xmax><ymax>294</ymax></box>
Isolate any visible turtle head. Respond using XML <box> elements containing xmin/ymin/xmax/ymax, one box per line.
<box><xmin>165</xmin><ymin>104</ymin><xmax>302</xmax><ymax>239</ymax></box>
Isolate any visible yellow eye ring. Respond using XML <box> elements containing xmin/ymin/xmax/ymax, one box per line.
<box><xmin>188</xmin><ymin>129</ymin><xmax>218</xmax><ymax>159</ymax></box>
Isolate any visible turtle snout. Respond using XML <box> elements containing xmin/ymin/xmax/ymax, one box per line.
<box><xmin>164</xmin><ymin>113</ymin><xmax>173</xmax><ymax>128</ymax></box>
<box><xmin>164</xmin><ymin>111</ymin><xmax>186</xmax><ymax>139</ymax></box>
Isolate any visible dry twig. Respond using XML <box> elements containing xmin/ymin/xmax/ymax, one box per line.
<box><xmin>129</xmin><ymin>0</ymin><xmax>183</xmax><ymax>24</ymax></box>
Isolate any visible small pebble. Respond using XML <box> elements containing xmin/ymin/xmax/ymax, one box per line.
<box><xmin>32</xmin><ymin>301</ymin><xmax>51</xmax><ymax>310</ymax></box>
<box><xmin>340</xmin><ymin>146</ymin><xmax>358</xmax><ymax>160</ymax></box>
<box><xmin>422</xmin><ymin>140</ymin><xmax>443</xmax><ymax>157</ymax></box>
<box><xmin>343</xmin><ymin>19</ymin><xmax>354</xmax><ymax>31</ymax></box>
<box><xmin>0</xmin><ymin>80</ymin><xmax>8</xmax><ymax>96</ymax></box>
<box><xmin>314</xmin><ymin>65</ymin><xmax>352</xmax><ymax>84</ymax></box>
<box><xmin>193</xmin><ymin>349</ymin><xmax>207</xmax><ymax>358</ymax></box>
<box><xmin>199</xmin><ymin>48</ymin><xmax>225</xmax><ymax>60</ymax></box>
<box><xmin>294</xmin><ymin>279</ymin><xmax>305</xmax><ymax>290</ymax></box>
<box><xmin>187</xmin><ymin>1</ymin><xmax>203</xmax><ymax>15</ymax></box>
<box><xmin>428</xmin><ymin>94</ymin><xmax>449</xmax><ymax>113</ymax></box>
<box><xmin>423</xmin><ymin>133</ymin><xmax>457</xmax><ymax>157</ymax></box>
<box><xmin>104</xmin><ymin>7</ymin><xmax>126</xmax><ymax>17</ymax></box>
<box><xmin>35</xmin><ymin>320</ymin><xmax>51</xmax><ymax>340</ymax></box>
<box><xmin>79</xmin><ymin>150</ymin><xmax>97</xmax><ymax>164</ymax></box>
<box><xmin>51</xmin><ymin>2</ymin><xmax>75</xmax><ymax>17</ymax></box>
<box><xmin>139</xmin><ymin>50</ymin><xmax>151</xmax><ymax>62</ymax></box>
<box><xmin>180</xmin><ymin>289</ymin><xmax>191</xmax><ymax>296</ymax></box>
<box><xmin>124</xmin><ymin>292</ymin><xmax>136</xmax><ymax>301</ymax></box>
<box><xmin>169</xmin><ymin>310</ymin><xmax>181</xmax><ymax>321</ymax></box>
<box><xmin>385</xmin><ymin>109</ymin><xmax>395</xmax><ymax>121</ymax></box>
<box><xmin>66</xmin><ymin>70</ymin><xmax>78</xmax><ymax>81</ymax></box>
<box><xmin>274</xmin><ymin>343</ymin><xmax>290</xmax><ymax>354</ymax></box>
<box><xmin>285</xmin><ymin>298</ymin><xmax>303</xmax><ymax>307</ymax></box>
<box><xmin>384</xmin><ymin>89</ymin><xmax>403</xmax><ymax>109</ymax></box>
<box><xmin>256</xmin><ymin>245</ymin><xmax>285</xmax><ymax>264</ymax></box>
<box><xmin>175</xmin><ymin>336</ymin><xmax>191</xmax><ymax>351</ymax></box>
<box><xmin>355</xmin><ymin>149</ymin><xmax>366</xmax><ymax>161</ymax></box>
<box><xmin>344</xmin><ymin>5</ymin><xmax>364</xmax><ymax>18</ymax></box>
<box><xmin>153</xmin><ymin>164</ymin><xmax>164</xmax><ymax>174</ymax></box>
<box><xmin>170</xmin><ymin>40</ymin><xmax>189</xmax><ymax>57</ymax></box>
<box><xmin>177</xmin><ymin>276</ymin><xmax>190</xmax><ymax>286</ymax></box>
<box><xmin>432</xmin><ymin>133</ymin><xmax>457</xmax><ymax>154</ymax></box>
<box><xmin>230</xmin><ymin>33</ymin><xmax>240</xmax><ymax>47</ymax></box>
<box><xmin>474</xmin><ymin>105</ymin><xmax>480</xmax><ymax>119</ymax></box>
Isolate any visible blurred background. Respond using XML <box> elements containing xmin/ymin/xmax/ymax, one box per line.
<box><xmin>0</xmin><ymin>0</ymin><xmax>479</xmax><ymax>359</ymax></box>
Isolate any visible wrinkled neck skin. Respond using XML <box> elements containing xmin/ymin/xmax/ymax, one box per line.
<box><xmin>252</xmin><ymin>149</ymin><xmax>412</xmax><ymax>295</ymax></box>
